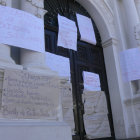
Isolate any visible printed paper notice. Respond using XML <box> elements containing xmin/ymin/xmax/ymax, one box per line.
<box><xmin>46</xmin><ymin>52</ymin><xmax>70</xmax><ymax>78</ymax></box>
<box><xmin>120</xmin><ymin>48</ymin><xmax>140</xmax><ymax>82</ymax></box>
<box><xmin>83</xmin><ymin>71</ymin><xmax>101</xmax><ymax>91</ymax></box>
<box><xmin>57</xmin><ymin>14</ymin><xmax>77</xmax><ymax>51</ymax></box>
<box><xmin>0</xmin><ymin>5</ymin><xmax>45</xmax><ymax>53</ymax></box>
<box><xmin>76</xmin><ymin>14</ymin><xmax>96</xmax><ymax>45</ymax></box>
<box><xmin>1</xmin><ymin>69</ymin><xmax>60</xmax><ymax>120</ymax></box>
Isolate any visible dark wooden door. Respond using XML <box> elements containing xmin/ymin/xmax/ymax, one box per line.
<box><xmin>44</xmin><ymin>0</ymin><xmax>115</xmax><ymax>140</ymax></box>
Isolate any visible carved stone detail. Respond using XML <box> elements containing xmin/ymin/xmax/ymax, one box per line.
<box><xmin>92</xmin><ymin>0</ymin><xmax>116</xmax><ymax>37</ymax></box>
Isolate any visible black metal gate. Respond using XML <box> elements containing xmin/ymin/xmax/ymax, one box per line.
<box><xmin>44</xmin><ymin>0</ymin><xmax>115</xmax><ymax>140</ymax></box>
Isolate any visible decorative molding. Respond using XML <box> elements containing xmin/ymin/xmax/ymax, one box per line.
<box><xmin>104</xmin><ymin>0</ymin><xmax>114</xmax><ymax>17</ymax></box>
<box><xmin>102</xmin><ymin>38</ymin><xmax>118</xmax><ymax>48</ymax></box>
<box><xmin>92</xmin><ymin>0</ymin><xmax>116</xmax><ymax>38</ymax></box>
<box><xmin>94</xmin><ymin>0</ymin><xmax>114</xmax><ymax>24</ymax></box>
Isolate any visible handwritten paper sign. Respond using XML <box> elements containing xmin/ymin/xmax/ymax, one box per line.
<box><xmin>76</xmin><ymin>14</ymin><xmax>96</xmax><ymax>45</ymax></box>
<box><xmin>83</xmin><ymin>91</ymin><xmax>111</xmax><ymax>138</ymax></box>
<box><xmin>46</xmin><ymin>52</ymin><xmax>70</xmax><ymax>78</ymax></box>
<box><xmin>1</xmin><ymin>69</ymin><xmax>60</xmax><ymax>120</ymax></box>
<box><xmin>83</xmin><ymin>71</ymin><xmax>101</xmax><ymax>91</ymax></box>
<box><xmin>57</xmin><ymin>14</ymin><xmax>77</xmax><ymax>51</ymax></box>
<box><xmin>120</xmin><ymin>48</ymin><xmax>140</xmax><ymax>82</ymax></box>
<box><xmin>0</xmin><ymin>5</ymin><xmax>45</xmax><ymax>53</ymax></box>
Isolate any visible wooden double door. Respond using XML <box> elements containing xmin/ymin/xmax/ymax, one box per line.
<box><xmin>45</xmin><ymin>26</ymin><xmax>115</xmax><ymax>140</ymax></box>
<box><xmin>44</xmin><ymin>1</ymin><xmax>115</xmax><ymax>139</ymax></box>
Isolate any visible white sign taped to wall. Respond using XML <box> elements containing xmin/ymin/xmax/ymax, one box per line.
<box><xmin>83</xmin><ymin>71</ymin><xmax>101</xmax><ymax>91</ymax></box>
<box><xmin>1</xmin><ymin>69</ymin><xmax>60</xmax><ymax>119</ymax></box>
<box><xmin>46</xmin><ymin>52</ymin><xmax>70</xmax><ymax>78</ymax></box>
<box><xmin>120</xmin><ymin>47</ymin><xmax>140</xmax><ymax>82</ymax></box>
<box><xmin>76</xmin><ymin>13</ymin><xmax>96</xmax><ymax>45</ymax></box>
<box><xmin>57</xmin><ymin>14</ymin><xmax>77</xmax><ymax>51</ymax></box>
<box><xmin>0</xmin><ymin>5</ymin><xmax>45</xmax><ymax>53</ymax></box>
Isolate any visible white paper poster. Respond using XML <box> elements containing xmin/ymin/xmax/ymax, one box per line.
<box><xmin>0</xmin><ymin>5</ymin><xmax>45</xmax><ymax>53</ymax></box>
<box><xmin>76</xmin><ymin>14</ymin><xmax>96</xmax><ymax>45</ymax></box>
<box><xmin>120</xmin><ymin>48</ymin><xmax>140</xmax><ymax>82</ymax></box>
<box><xmin>83</xmin><ymin>71</ymin><xmax>101</xmax><ymax>91</ymax></box>
<box><xmin>46</xmin><ymin>52</ymin><xmax>70</xmax><ymax>78</ymax></box>
<box><xmin>57</xmin><ymin>14</ymin><xmax>77</xmax><ymax>51</ymax></box>
<box><xmin>1</xmin><ymin>69</ymin><xmax>60</xmax><ymax>119</ymax></box>
<box><xmin>83</xmin><ymin>91</ymin><xmax>111</xmax><ymax>138</ymax></box>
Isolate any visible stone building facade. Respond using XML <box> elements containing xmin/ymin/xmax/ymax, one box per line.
<box><xmin>0</xmin><ymin>0</ymin><xmax>140</xmax><ymax>140</ymax></box>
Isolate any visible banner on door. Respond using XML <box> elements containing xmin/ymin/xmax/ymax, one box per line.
<box><xmin>57</xmin><ymin>14</ymin><xmax>77</xmax><ymax>51</ymax></box>
<box><xmin>83</xmin><ymin>71</ymin><xmax>101</xmax><ymax>91</ymax></box>
<box><xmin>76</xmin><ymin>13</ymin><xmax>96</xmax><ymax>45</ymax></box>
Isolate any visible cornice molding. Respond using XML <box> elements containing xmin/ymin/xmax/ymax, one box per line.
<box><xmin>102</xmin><ymin>38</ymin><xmax>118</xmax><ymax>48</ymax></box>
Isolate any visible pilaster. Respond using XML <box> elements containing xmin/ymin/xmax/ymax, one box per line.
<box><xmin>102</xmin><ymin>38</ymin><xmax>127</xmax><ymax>139</ymax></box>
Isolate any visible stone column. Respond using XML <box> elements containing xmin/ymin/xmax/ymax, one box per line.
<box><xmin>135</xmin><ymin>0</ymin><xmax>140</xmax><ymax>20</ymax></box>
<box><xmin>0</xmin><ymin>0</ymin><xmax>21</xmax><ymax>69</ymax></box>
<box><xmin>20</xmin><ymin>0</ymin><xmax>57</xmax><ymax>76</ymax></box>
<box><xmin>122</xmin><ymin>1</ymin><xmax>140</xmax><ymax>94</ymax></box>
<box><xmin>122</xmin><ymin>1</ymin><xmax>140</xmax><ymax>137</ymax></box>
<box><xmin>122</xmin><ymin>0</ymin><xmax>139</xmax><ymax>49</ymax></box>
<box><xmin>103</xmin><ymin>38</ymin><xmax>127</xmax><ymax>138</ymax></box>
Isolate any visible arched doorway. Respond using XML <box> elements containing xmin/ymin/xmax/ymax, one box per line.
<box><xmin>44</xmin><ymin>0</ymin><xmax>115</xmax><ymax>139</ymax></box>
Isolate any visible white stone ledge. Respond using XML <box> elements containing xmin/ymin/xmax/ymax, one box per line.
<box><xmin>0</xmin><ymin>119</ymin><xmax>68</xmax><ymax>126</ymax></box>
<box><xmin>0</xmin><ymin>119</ymin><xmax>72</xmax><ymax>140</ymax></box>
<box><xmin>102</xmin><ymin>38</ymin><xmax>118</xmax><ymax>48</ymax></box>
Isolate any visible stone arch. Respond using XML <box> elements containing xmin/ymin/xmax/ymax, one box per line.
<box><xmin>75</xmin><ymin>0</ymin><xmax>127</xmax><ymax>139</ymax></box>
<box><xmin>76</xmin><ymin>0</ymin><xmax>116</xmax><ymax>43</ymax></box>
